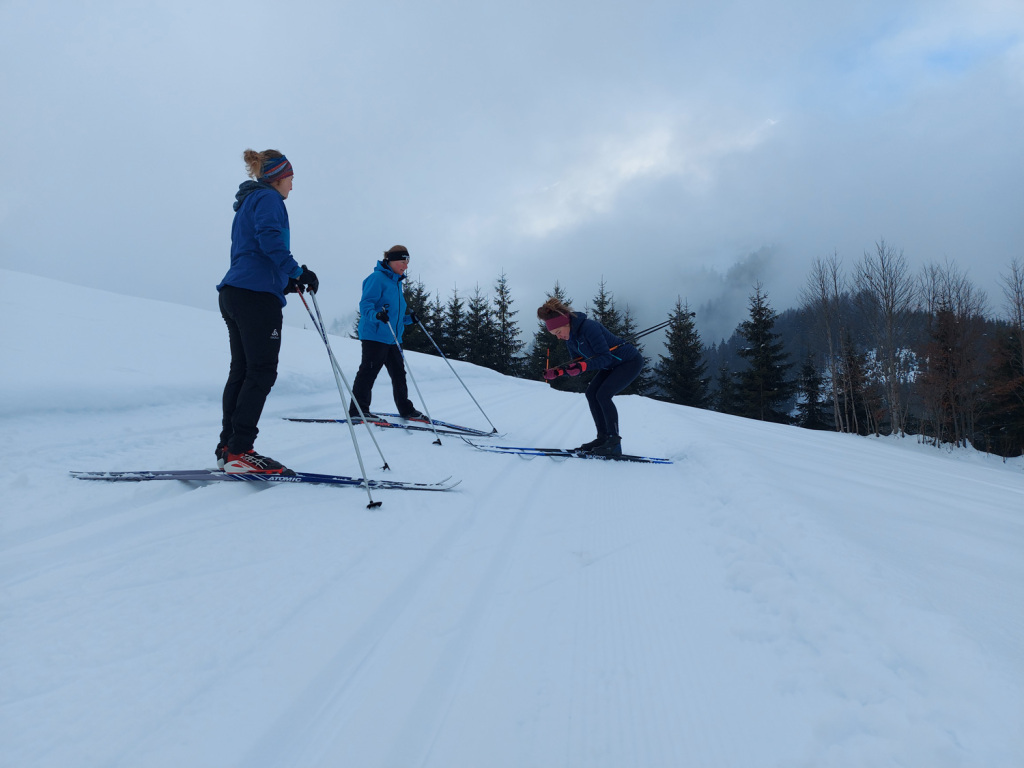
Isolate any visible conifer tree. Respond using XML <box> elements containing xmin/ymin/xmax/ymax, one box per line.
<box><xmin>795</xmin><ymin>353</ymin><xmax>829</xmax><ymax>429</ymax></box>
<box><xmin>401</xmin><ymin>276</ymin><xmax>435</xmax><ymax>354</ymax></box>
<box><xmin>618</xmin><ymin>304</ymin><xmax>654</xmax><ymax>395</ymax></box>
<box><xmin>426</xmin><ymin>292</ymin><xmax>445</xmax><ymax>351</ymax></box>
<box><xmin>492</xmin><ymin>272</ymin><xmax>524</xmax><ymax>377</ymax></box>
<box><xmin>441</xmin><ymin>288</ymin><xmax>466</xmax><ymax>360</ymax></box>
<box><xmin>654</xmin><ymin>299</ymin><xmax>709</xmax><ymax>407</ymax></box>
<box><xmin>714</xmin><ymin>364</ymin><xmax>739</xmax><ymax>415</ymax></box>
<box><xmin>589</xmin><ymin>278</ymin><xmax>623</xmax><ymax>334</ymax></box>
<box><xmin>463</xmin><ymin>285</ymin><xmax>498</xmax><ymax>368</ymax></box>
<box><xmin>734</xmin><ymin>283</ymin><xmax>794</xmax><ymax>422</ymax></box>
<box><xmin>982</xmin><ymin>324</ymin><xmax>1024</xmax><ymax>456</ymax></box>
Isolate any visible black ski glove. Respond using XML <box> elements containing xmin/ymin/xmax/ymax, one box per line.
<box><xmin>284</xmin><ymin>277</ymin><xmax>300</xmax><ymax>295</ymax></box>
<box><xmin>297</xmin><ymin>265</ymin><xmax>319</xmax><ymax>294</ymax></box>
<box><xmin>408</xmin><ymin>310</ymin><xmax>420</xmax><ymax>324</ymax></box>
<box><xmin>376</xmin><ymin>308</ymin><xmax>390</xmax><ymax>322</ymax></box>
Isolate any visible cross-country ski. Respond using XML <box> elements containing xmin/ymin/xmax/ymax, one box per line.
<box><xmin>70</xmin><ymin>468</ymin><xmax>460</xmax><ymax>491</ymax></box>
<box><xmin>460</xmin><ymin>437</ymin><xmax>673</xmax><ymax>464</ymax></box>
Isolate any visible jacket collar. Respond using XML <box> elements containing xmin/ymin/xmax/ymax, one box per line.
<box><xmin>233</xmin><ymin>180</ymin><xmax>275</xmax><ymax>211</ymax></box>
<box><xmin>375</xmin><ymin>260</ymin><xmax>407</xmax><ymax>284</ymax></box>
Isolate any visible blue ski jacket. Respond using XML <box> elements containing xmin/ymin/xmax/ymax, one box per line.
<box><xmin>217</xmin><ymin>181</ymin><xmax>302</xmax><ymax>307</ymax></box>
<box><xmin>565</xmin><ymin>312</ymin><xmax>640</xmax><ymax>370</ymax></box>
<box><xmin>357</xmin><ymin>261</ymin><xmax>413</xmax><ymax>344</ymax></box>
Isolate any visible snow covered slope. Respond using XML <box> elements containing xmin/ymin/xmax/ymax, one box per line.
<box><xmin>2</xmin><ymin>270</ymin><xmax>1022</xmax><ymax>767</ymax></box>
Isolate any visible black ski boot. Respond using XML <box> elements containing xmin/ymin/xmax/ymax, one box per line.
<box><xmin>589</xmin><ymin>435</ymin><xmax>623</xmax><ymax>457</ymax></box>
<box><xmin>575</xmin><ymin>435</ymin><xmax>608</xmax><ymax>452</ymax></box>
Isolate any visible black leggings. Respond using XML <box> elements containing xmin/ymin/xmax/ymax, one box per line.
<box><xmin>349</xmin><ymin>340</ymin><xmax>415</xmax><ymax>416</ymax></box>
<box><xmin>585</xmin><ymin>355</ymin><xmax>643</xmax><ymax>437</ymax></box>
<box><xmin>218</xmin><ymin>285</ymin><xmax>282</xmax><ymax>454</ymax></box>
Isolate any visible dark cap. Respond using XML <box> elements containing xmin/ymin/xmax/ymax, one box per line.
<box><xmin>383</xmin><ymin>245</ymin><xmax>410</xmax><ymax>262</ymax></box>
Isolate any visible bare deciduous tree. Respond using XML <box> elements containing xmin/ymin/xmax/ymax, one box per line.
<box><xmin>800</xmin><ymin>252</ymin><xmax>847</xmax><ymax>431</ymax></box>
<box><xmin>854</xmin><ymin>239</ymin><xmax>917</xmax><ymax>436</ymax></box>
<box><xmin>918</xmin><ymin>261</ymin><xmax>988</xmax><ymax>447</ymax></box>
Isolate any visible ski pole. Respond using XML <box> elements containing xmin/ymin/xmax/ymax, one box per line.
<box><xmin>304</xmin><ymin>290</ymin><xmax>393</xmax><ymax>470</ymax></box>
<box><xmin>414</xmin><ymin>316</ymin><xmax>499</xmax><ymax>434</ymax></box>
<box><xmin>629</xmin><ymin>319</ymin><xmax>673</xmax><ymax>340</ymax></box>
<box><xmin>379</xmin><ymin>310</ymin><xmax>443</xmax><ymax>445</ymax></box>
<box><xmin>296</xmin><ymin>289</ymin><xmax>384</xmax><ymax>508</ymax></box>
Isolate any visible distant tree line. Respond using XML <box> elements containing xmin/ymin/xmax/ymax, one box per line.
<box><xmin>707</xmin><ymin>243</ymin><xmax>1024</xmax><ymax>458</ymax></box>
<box><xmin>345</xmin><ymin>245</ymin><xmax>1024</xmax><ymax>458</ymax></box>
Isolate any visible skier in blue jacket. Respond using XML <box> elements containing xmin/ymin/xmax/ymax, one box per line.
<box><xmin>537</xmin><ymin>296</ymin><xmax>643</xmax><ymax>456</ymax></box>
<box><xmin>216</xmin><ymin>149</ymin><xmax>318</xmax><ymax>474</ymax></box>
<box><xmin>348</xmin><ymin>245</ymin><xmax>424</xmax><ymax>420</ymax></box>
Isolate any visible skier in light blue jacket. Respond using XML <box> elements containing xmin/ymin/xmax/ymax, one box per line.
<box><xmin>349</xmin><ymin>245</ymin><xmax>424</xmax><ymax>420</ymax></box>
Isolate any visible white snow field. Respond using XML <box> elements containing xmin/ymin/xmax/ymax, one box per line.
<box><xmin>2</xmin><ymin>270</ymin><xmax>1022</xmax><ymax>768</ymax></box>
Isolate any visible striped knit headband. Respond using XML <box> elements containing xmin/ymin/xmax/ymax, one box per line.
<box><xmin>259</xmin><ymin>156</ymin><xmax>294</xmax><ymax>184</ymax></box>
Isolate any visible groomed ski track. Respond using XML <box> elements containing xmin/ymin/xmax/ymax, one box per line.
<box><xmin>2</xmin><ymin>274</ymin><xmax>1022</xmax><ymax>768</ymax></box>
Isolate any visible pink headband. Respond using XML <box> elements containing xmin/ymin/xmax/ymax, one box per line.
<box><xmin>544</xmin><ymin>315</ymin><xmax>570</xmax><ymax>332</ymax></box>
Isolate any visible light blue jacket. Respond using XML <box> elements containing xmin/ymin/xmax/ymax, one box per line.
<box><xmin>357</xmin><ymin>261</ymin><xmax>413</xmax><ymax>344</ymax></box>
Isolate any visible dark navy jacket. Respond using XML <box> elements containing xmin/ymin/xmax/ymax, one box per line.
<box><xmin>217</xmin><ymin>181</ymin><xmax>301</xmax><ymax>306</ymax></box>
<box><xmin>357</xmin><ymin>261</ymin><xmax>413</xmax><ymax>344</ymax></box>
<box><xmin>565</xmin><ymin>312</ymin><xmax>640</xmax><ymax>370</ymax></box>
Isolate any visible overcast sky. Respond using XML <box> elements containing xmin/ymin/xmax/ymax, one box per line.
<box><xmin>2</xmin><ymin>0</ymin><xmax>1022</xmax><ymax>344</ymax></box>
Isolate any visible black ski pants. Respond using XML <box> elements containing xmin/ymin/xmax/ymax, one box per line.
<box><xmin>349</xmin><ymin>340</ymin><xmax>415</xmax><ymax>417</ymax></box>
<box><xmin>219</xmin><ymin>285</ymin><xmax>282</xmax><ymax>454</ymax></box>
<box><xmin>584</xmin><ymin>350</ymin><xmax>643</xmax><ymax>438</ymax></box>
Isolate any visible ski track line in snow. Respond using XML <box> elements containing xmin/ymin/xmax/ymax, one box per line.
<box><xmin>561</xmin><ymin>471</ymin><xmax>715</xmax><ymax>768</ymax></box>
<box><xmin>406</xmin><ymin>414</ymin><xmax>747</xmax><ymax>767</ymax></box>
<box><xmin>1</xmin><ymin>487</ymin><xmax>263</xmax><ymax>607</ymax></box>
<box><xmin>368</xmin><ymin>468</ymin><xmax>553</xmax><ymax>768</ymax></box>
<box><xmin>103</xmin><ymin>506</ymin><xmax>462</xmax><ymax>767</ymax></box>
<box><xmin>236</xmin><ymin>484</ymin><xmax>522</xmax><ymax>768</ymax></box>
<box><xmin>48</xmin><ymin>483</ymin><xmax>454</xmax><ymax>767</ymax></box>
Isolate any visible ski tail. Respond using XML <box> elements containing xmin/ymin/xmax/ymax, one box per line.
<box><xmin>373</xmin><ymin>413</ymin><xmax>497</xmax><ymax>436</ymax></box>
<box><xmin>283</xmin><ymin>416</ymin><xmax>500</xmax><ymax>438</ymax></box>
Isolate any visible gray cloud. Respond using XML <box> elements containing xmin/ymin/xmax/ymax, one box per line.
<box><xmin>2</xmin><ymin>0</ymin><xmax>1022</xmax><ymax>352</ymax></box>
